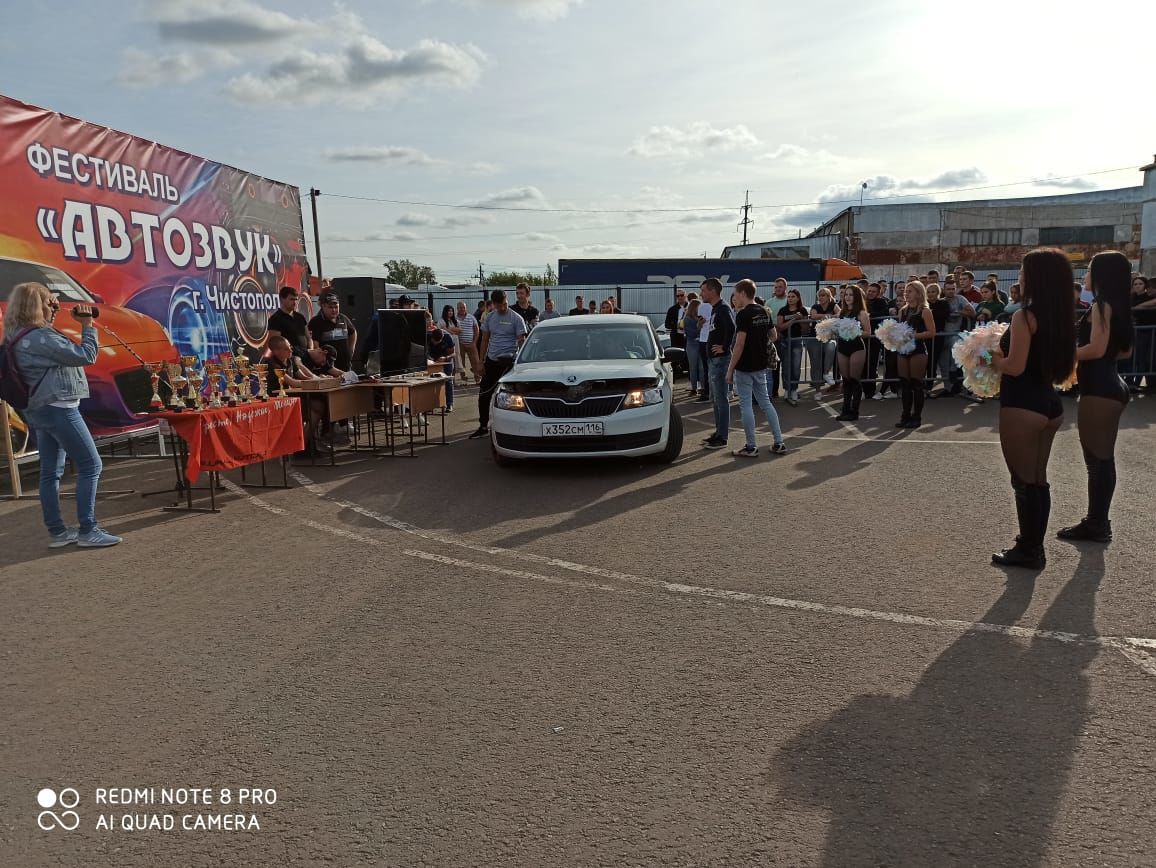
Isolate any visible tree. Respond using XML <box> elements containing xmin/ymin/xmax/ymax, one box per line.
<box><xmin>384</xmin><ymin>259</ymin><xmax>437</xmax><ymax>288</ymax></box>
<box><xmin>485</xmin><ymin>269</ymin><xmax>557</xmax><ymax>287</ymax></box>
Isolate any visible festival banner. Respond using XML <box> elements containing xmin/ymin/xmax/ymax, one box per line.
<box><xmin>0</xmin><ymin>93</ymin><xmax>308</xmax><ymax>451</ymax></box>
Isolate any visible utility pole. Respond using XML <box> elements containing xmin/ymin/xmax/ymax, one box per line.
<box><xmin>737</xmin><ymin>190</ymin><xmax>754</xmax><ymax>245</ymax></box>
<box><xmin>309</xmin><ymin>188</ymin><xmax>323</xmax><ymax>286</ymax></box>
<box><xmin>859</xmin><ymin>181</ymin><xmax>868</xmax><ymax>207</ymax></box>
<box><xmin>477</xmin><ymin>262</ymin><xmax>485</xmax><ymax>286</ymax></box>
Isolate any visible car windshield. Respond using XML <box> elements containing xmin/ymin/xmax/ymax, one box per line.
<box><xmin>518</xmin><ymin>324</ymin><xmax>656</xmax><ymax>363</ymax></box>
<box><xmin>0</xmin><ymin>259</ymin><xmax>96</xmax><ymax>302</ymax></box>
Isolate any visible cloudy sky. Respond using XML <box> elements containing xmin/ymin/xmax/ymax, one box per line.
<box><xmin>4</xmin><ymin>0</ymin><xmax>1155</xmax><ymax>283</ymax></box>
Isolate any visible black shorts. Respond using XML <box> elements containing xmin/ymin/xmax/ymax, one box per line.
<box><xmin>1000</xmin><ymin>375</ymin><xmax>1062</xmax><ymax>419</ymax></box>
<box><xmin>1077</xmin><ymin>360</ymin><xmax>1130</xmax><ymax>405</ymax></box>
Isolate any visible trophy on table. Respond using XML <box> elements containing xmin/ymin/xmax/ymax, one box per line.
<box><xmin>204</xmin><ymin>361</ymin><xmax>223</xmax><ymax>408</ymax></box>
<box><xmin>234</xmin><ymin>353</ymin><xmax>253</xmax><ymax>403</ymax></box>
<box><xmin>165</xmin><ymin>362</ymin><xmax>187</xmax><ymax>411</ymax></box>
<box><xmin>146</xmin><ymin>362</ymin><xmax>165</xmax><ymax>410</ymax></box>
<box><xmin>274</xmin><ymin>367</ymin><xmax>288</xmax><ymax>398</ymax></box>
<box><xmin>254</xmin><ymin>363</ymin><xmax>269</xmax><ymax>400</ymax></box>
<box><xmin>181</xmin><ymin>355</ymin><xmax>206</xmax><ymax>413</ymax></box>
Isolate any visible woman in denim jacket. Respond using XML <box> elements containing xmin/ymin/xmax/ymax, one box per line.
<box><xmin>5</xmin><ymin>282</ymin><xmax>120</xmax><ymax>547</ymax></box>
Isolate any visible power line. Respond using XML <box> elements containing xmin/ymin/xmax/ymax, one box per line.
<box><xmin>318</xmin><ymin>164</ymin><xmax>1139</xmax><ymax>216</ymax></box>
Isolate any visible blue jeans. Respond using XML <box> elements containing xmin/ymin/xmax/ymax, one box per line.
<box><xmin>783</xmin><ymin>336</ymin><xmax>804</xmax><ymax>392</ymax></box>
<box><xmin>735</xmin><ymin>369</ymin><xmax>783</xmax><ymax>448</ymax></box>
<box><xmin>23</xmin><ymin>405</ymin><xmax>102</xmax><ymax>535</ymax></box>
<box><xmin>685</xmin><ymin>340</ymin><xmax>704</xmax><ymax>390</ymax></box>
<box><xmin>442</xmin><ymin>362</ymin><xmax>454</xmax><ymax>408</ymax></box>
<box><xmin>708</xmin><ymin>353</ymin><xmax>731</xmax><ymax>441</ymax></box>
<box><xmin>807</xmin><ymin>338</ymin><xmax>835</xmax><ymax>386</ymax></box>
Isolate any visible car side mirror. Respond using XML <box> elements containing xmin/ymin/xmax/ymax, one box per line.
<box><xmin>663</xmin><ymin>347</ymin><xmax>686</xmax><ymax>364</ymax></box>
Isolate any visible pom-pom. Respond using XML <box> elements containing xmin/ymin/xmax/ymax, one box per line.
<box><xmin>951</xmin><ymin>322</ymin><xmax>1009</xmax><ymax>398</ymax></box>
<box><xmin>835</xmin><ymin>317</ymin><xmax>863</xmax><ymax>341</ymax></box>
<box><xmin>875</xmin><ymin>318</ymin><xmax>916</xmax><ymax>354</ymax></box>
<box><xmin>1057</xmin><ymin>363</ymin><xmax>1078</xmax><ymax>392</ymax></box>
<box><xmin>814</xmin><ymin>318</ymin><xmax>840</xmax><ymax>343</ymax></box>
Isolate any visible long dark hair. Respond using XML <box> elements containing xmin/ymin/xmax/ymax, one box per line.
<box><xmin>841</xmin><ymin>285</ymin><xmax>866</xmax><ymax>317</ymax></box>
<box><xmin>1020</xmin><ymin>248</ymin><xmax>1077</xmax><ymax>385</ymax></box>
<box><xmin>441</xmin><ymin>304</ymin><xmax>457</xmax><ymax>326</ymax></box>
<box><xmin>1088</xmin><ymin>250</ymin><xmax>1133</xmax><ymax>354</ymax></box>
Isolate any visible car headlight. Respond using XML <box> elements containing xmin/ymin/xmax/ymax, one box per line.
<box><xmin>494</xmin><ymin>388</ymin><xmax>527</xmax><ymax>411</ymax></box>
<box><xmin>623</xmin><ymin>386</ymin><xmax>664</xmax><ymax>409</ymax></box>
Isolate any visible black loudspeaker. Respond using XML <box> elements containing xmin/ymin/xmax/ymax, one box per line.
<box><xmin>375</xmin><ymin>309</ymin><xmax>428</xmax><ymax>376</ymax></box>
<box><xmin>330</xmin><ymin>277</ymin><xmax>399</xmax><ymax>348</ymax></box>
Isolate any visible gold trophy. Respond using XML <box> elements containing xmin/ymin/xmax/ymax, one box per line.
<box><xmin>166</xmin><ymin>363</ymin><xmax>187</xmax><ymax>411</ymax></box>
<box><xmin>204</xmin><ymin>362</ymin><xmax>223</xmax><ymax>408</ymax></box>
<box><xmin>274</xmin><ymin>367</ymin><xmax>288</xmax><ymax>398</ymax></box>
<box><xmin>218</xmin><ymin>356</ymin><xmax>237</xmax><ymax>406</ymax></box>
<box><xmin>188</xmin><ymin>367</ymin><xmax>205</xmax><ymax>410</ymax></box>
<box><xmin>180</xmin><ymin>355</ymin><xmax>201</xmax><ymax>409</ymax></box>
<box><xmin>233</xmin><ymin>355</ymin><xmax>251</xmax><ymax>403</ymax></box>
<box><xmin>147</xmin><ymin>362</ymin><xmax>165</xmax><ymax>410</ymax></box>
<box><xmin>254</xmin><ymin>363</ymin><xmax>269</xmax><ymax>400</ymax></box>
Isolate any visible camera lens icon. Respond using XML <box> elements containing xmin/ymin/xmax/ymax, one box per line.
<box><xmin>37</xmin><ymin>787</ymin><xmax>80</xmax><ymax>831</ymax></box>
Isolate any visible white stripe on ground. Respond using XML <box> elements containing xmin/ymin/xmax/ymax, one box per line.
<box><xmin>278</xmin><ymin>471</ymin><xmax>1156</xmax><ymax>675</ymax></box>
<box><xmin>817</xmin><ymin>399</ymin><xmax>871</xmax><ymax>442</ymax></box>
<box><xmin>790</xmin><ymin>434</ymin><xmax>1001</xmax><ymax>445</ymax></box>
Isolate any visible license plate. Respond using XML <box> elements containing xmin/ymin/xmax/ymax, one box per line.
<box><xmin>542</xmin><ymin>422</ymin><xmax>604</xmax><ymax>437</ymax></box>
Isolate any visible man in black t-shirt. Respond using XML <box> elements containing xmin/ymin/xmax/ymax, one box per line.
<box><xmin>307</xmin><ymin>292</ymin><xmax>357</xmax><ymax>370</ymax></box>
<box><xmin>267</xmin><ymin>285</ymin><xmax>311</xmax><ymax>358</ymax></box>
<box><xmin>512</xmin><ymin>283</ymin><xmax>539</xmax><ymax>329</ymax></box>
<box><xmin>726</xmin><ymin>279</ymin><xmax>787</xmax><ymax>457</ymax></box>
<box><xmin>568</xmin><ymin>295</ymin><xmax>586</xmax><ymax>315</ymax></box>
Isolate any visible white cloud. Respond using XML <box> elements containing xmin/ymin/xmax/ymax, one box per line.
<box><xmin>226</xmin><ymin>36</ymin><xmax>487</xmax><ymax>105</ymax></box>
<box><xmin>756</xmin><ymin>143</ymin><xmax>844</xmax><ymax>168</ymax></box>
<box><xmin>448</xmin><ymin>0</ymin><xmax>583</xmax><ymax>20</ymax></box>
<box><xmin>1033</xmin><ymin>175</ymin><xmax>1097</xmax><ymax>190</ymax></box>
<box><xmin>777</xmin><ymin>168</ymin><xmax>987</xmax><ymax>229</ymax></box>
<box><xmin>148</xmin><ymin>0</ymin><xmax>304</xmax><ymax>44</ymax></box>
<box><xmin>118</xmin><ymin>46</ymin><xmax>239</xmax><ymax>86</ymax></box>
<box><xmin>396</xmin><ymin>212</ymin><xmax>494</xmax><ymax>229</ymax></box>
<box><xmin>676</xmin><ymin>211</ymin><xmax>736</xmax><ymax>225</ymax></box>
<box><xmin>325</xmin><ymin>146</ymin><xmax>440</xmax><ymax>165</ymax></box>
<box><xmin>628</xmin><ymin>122</ymin><xmax>761</xmax><ymax>159</ymax></box>
<box><xmin>521</xmin><ymin>232</ymin><xmax>561</xmax><ymax>242</ymax></box>
<box><xmin>461</xmin><ymin>186</ymin><xmax>550</xmax><ymax>209</ymax></box>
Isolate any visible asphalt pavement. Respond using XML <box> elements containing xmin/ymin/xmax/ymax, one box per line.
<box><xmin>2</xmin><ymin>385</ymin><xmax>1154</xmax><ymax>867</ymax></box>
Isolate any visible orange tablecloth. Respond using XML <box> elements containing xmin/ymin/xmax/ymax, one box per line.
<box><xmin>154</xmin><ymin>398</ymin><xmax>304</xmax><ymax>483</ymax></box>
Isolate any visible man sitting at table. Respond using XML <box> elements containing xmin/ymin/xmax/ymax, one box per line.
<box><xmin>303</xmin><ymin>345</ymin><xmax>344</xmax><ymax>378</ymax></box>
<box><xmin>266</xmin><ymin>336</ymin><xmax>325</xmax><ymax>457</ymax></box>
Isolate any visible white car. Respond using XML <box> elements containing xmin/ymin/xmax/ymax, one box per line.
<box><xmin>490</xmin><ymin>314</ymin><xmax>685</xmax><ymax>465</ymax></box>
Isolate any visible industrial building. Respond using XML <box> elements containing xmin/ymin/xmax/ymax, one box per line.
<box><xmin>723</xmin><ymin>155</ymin><xmax>1156</xmax><ymax>284</ymax></box>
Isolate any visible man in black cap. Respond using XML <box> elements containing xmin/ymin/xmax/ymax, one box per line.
<box><xmin>307</xmin><ymin>291</ymin><xmax>357</xmax><ymax>371</ymax></box>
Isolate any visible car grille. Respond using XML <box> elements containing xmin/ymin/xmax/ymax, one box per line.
<box><xmin>496</xmin><ymin>428</ymin><xmax>662</xmax><ymax>453</ymax></box>
<box><xmin>524</xmin><ymin>395</ymin><xmax>624</xmax><ymax>418</ymax></box>
<box><xmin>114</xmin><ymin>367</ymin><xmax>155</xmax><ymax>414</ymax></box>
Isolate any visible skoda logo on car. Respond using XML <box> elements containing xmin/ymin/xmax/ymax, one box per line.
<box><xmin>488</xmin><ymin>314</ymin><xmax>685</xmax><ymax>466</ymax></box>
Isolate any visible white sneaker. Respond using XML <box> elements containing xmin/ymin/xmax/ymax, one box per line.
<box><xmin>872</xmin><ymin>393</ymin><xmax>884</xmax><ymax>401</ymax></box>
<box><xmin>77</xmin><ymin>527</ymin><xmax>122</xmax><ymax>548</ymax></box>
<box><xmin>823</xmin><ymin>373</ymin><xmax>836</xmax><ymax>386</ymax></box>
<box><xmin>814</xmin><ymin>390</ymin><xmax>824</xmax><ymax>401</ymax></box>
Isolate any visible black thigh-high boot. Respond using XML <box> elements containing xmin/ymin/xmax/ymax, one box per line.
<box><xmin>835</xmin><ymin>377</ymin><xmax>854</xmax><ymax>420</ymax></box>
<box><xmin>906</xmin><ymin>378</ymin><xmax>925</xmax><ymax>427</ymax></box>
<box><xmin>845</xmin><ymin>378</ymin><xmax>861</xmax><ymax>420</ymax></box>
<box><xmin>896</xmin><ymin>378</ymin><xmax>912</xmax><ymax>427</ymax></box>
<box><xmin>993</xmin><ymin>476</ymin><xmax>1046</xmax><ymax>569</ymax></box>
<box><xmin>1058</xmin><ymin>448</ymin><xmax>1114</xmax><ymax>542</ymax></box>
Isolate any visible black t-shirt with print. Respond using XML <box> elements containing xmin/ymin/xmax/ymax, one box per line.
<box><xmin>308</xmin><ymin>312</ymin><xmax>355</xmax><ymax>370</ymax></box>
<box><xmin>707</xmin><ymin>302</ymin><xmax>735</xmax><ymax>357</ymax></box>
<box><xmin>734</xmin><ymin>303</ymin><xmax>770</xmax><ymax>372</ymax></box>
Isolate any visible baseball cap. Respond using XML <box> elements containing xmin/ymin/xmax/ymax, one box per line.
<box><xmin>319</xmin><ymin>292</ymin><xmax>339</xmax><ymax>304</ymax></box>
<box><xmin>398</xmin><ymin>294</ymin><xmax>414</xmax><ymax>306</ymax></box>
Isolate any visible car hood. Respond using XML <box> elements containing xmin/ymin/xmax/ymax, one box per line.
<box><xmin>502</xmin><ymin>360</ymin><xmax>659</xmax><ymax>384</ymax></box>
<box><xmin>53</xmin><ymin>303</ymin><xmax>179</xmax><ymax>366</ymax></box>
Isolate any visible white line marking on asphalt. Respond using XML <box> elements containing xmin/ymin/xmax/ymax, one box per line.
<box><xmin>790</xmin><ymin>434</ymin><xmax>1001</xmax><ymax>445</ymax></box>
<box><xmin>817</xmin><ymin>399</ymin><xmax>871</xmax><ymax>442</ymax></box>
<box><xmin>276</xmin><ymin>471</ymin><xmax>1156</xmax><ymax>676</ymax></box>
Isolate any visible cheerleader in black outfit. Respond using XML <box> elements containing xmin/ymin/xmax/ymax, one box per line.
<box><xmin>834</xmin><ymin>284</ymin><xmax>873</xmax><ymax>421</ymax></box>
<box><xmin>895</xmin><ymin>281</ymin><xmax>937</xmax><ymax>429</ymax></box>
<box><xmin>1057</xmin><ymin>251</ymin><xmax>1133</xmax><ymax>542</ymax></box>
<box><xmin>989</xmin><ymin>249</ymin><xmax>1077</xmax><ymax>569</ymax></box>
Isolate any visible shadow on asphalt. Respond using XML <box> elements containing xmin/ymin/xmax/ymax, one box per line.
<box><xmin>770</xmin><ymin>545</ymin><xmax>1105</xmax><ymax>866</ymax></box>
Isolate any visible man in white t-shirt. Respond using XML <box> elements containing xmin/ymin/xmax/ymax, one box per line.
<box><xmin>694</xmin><ymin>298</ymin><xmax>714</xmax><ymax>402</ymax></box>
<box><xmin>456</xmin><ymin>301</ymin><xmax>481</xmax><ymax>384</ymax></box>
